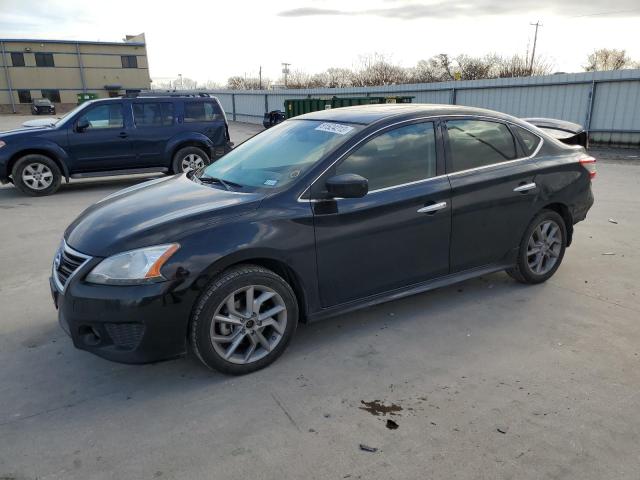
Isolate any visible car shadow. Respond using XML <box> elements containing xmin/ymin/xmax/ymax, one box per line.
<box><xmin>0</xmin><ymin>270</ymin><xmax>542</xmax><ymax>427</ymax></box>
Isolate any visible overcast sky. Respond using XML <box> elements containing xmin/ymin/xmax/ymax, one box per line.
<box><xmin>1</xmin><ymin>0</ymin><xmax>639</xmax><ymax>86</ymax></box>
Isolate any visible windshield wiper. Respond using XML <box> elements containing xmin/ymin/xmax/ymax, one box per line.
<box><xmin>198</xmin><ymin>175</ymin><xmax>243</xmax><ymax>191</ymax></box>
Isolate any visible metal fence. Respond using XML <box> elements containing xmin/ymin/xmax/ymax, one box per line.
<box><xmin>196</xmin><ymin>69</ymin><xmax>640</xmax><ymax>146</ymax></box>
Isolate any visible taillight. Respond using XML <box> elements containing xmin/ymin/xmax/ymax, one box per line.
<box><xmin>579</xmin><ymin>155</ymin><xmax>597</xmax><ymax>179</ymax></box>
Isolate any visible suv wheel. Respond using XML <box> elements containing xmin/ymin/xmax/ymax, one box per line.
<box><xmin>190</xmin><ymin>265</ymin><xmax>298</xmax><ymax>375</ymax></box>
<box><xmin>507</xmin><ymin>209</ymin><xmax>567</xmax><ymax>284</ymax></box>
<box><xmin>12</xmin><ymin>154</ymin><xmax>62</xmax><ymax>196</ymax></box>
<box><xmin>172</xmin><ymin>146</ymin><xmax>210</xmax><ymax>174</ymax></box>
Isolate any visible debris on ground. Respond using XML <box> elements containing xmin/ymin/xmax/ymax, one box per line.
<box><xmin>608</xmin><ymin>218</ymin><xmax>618</xmax><ymax>224</ymax></box>
<box><xmin>359</xmin><ymin>400</ymin><xmax>403</xmax><ymax>416</ymax></box>
<box><xmin>359</xmin><ymin>443</ymin><xmax>378</xmax><ymax>453</ymax></box>
<box><xmin>602</xmin><ymin>252</ymin><xmax>616</xmax><ymax>255</ymax></box>
<box><xmin>497</xmin><ymin>426</ymin><xmax>509</xmax><ymax>434</ymax></box>
<box><xmin>385</xmin><ymin>419</ymin><xmax>399</xmax><ymax>430</ymax></box>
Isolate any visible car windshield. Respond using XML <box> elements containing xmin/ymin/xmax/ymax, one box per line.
<box><xmin>196</xmin><ymin>119</ymin><xmax>363</xmax><ymax>190</ymax></box>
<box><xmin>34</xmin><ymin>99</ymin><xmax>52</xmax><ymax>106</ymax></box>
<box><xmin>54</xmin><ymin>102</ymin><xmax>91</xmax><ymax>125</ymax></box>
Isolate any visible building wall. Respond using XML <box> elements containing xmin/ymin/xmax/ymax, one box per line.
<box><xmin>0</xmin><ymin>34</ymin><xmax>151</xmax><ymax>113</ymax></box>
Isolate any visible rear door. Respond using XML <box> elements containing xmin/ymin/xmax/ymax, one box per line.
<box><xmin>66</xmin><ymin>102</ymin><xmax>135</xmax><ymax>172</ymax></box>
<box><xmin>312</xmin><ymin>120</ymin><xmax>451</xmax><ymax>307</ymax></box>
<box><xmin>130</xmin><ymin>101</ymin><xmax>176</xmax><ymax>167</ymax></box>
<box><xmin>444</xmin><ymin>118</ymin><xmax>542</xmax><ymax>272</ymax></box>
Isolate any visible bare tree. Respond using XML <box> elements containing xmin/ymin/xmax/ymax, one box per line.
<box><xmin>495</xmin><ymin>54</ymin><xmax>552</xmax><ymax>78</ymax></box>
<box><xmin>325</xmin><ymin>68</ymin><xmax>353</xmax><ymax>88</ymax></box>
<box><xmin>351</xmin><ymin>53</ymin><xmax>407</xmax><ymax>86</ymax></box>
<box><xmin>455</xmin><ymin>54</ymin><xmax>496</xmax><ymax>80</ymax></box>
<box><xmin>584</xmin><ymin>48</ymin><xmax>632</xmax><ymax>71</ymax></box>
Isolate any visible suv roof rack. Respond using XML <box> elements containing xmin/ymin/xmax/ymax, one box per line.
<box><xmin>126</xmin><ymin>90</ymin><xmax>214</xmax><ymax>98</ymax></box>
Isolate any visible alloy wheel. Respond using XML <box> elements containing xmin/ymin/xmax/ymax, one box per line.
<box><xmin>181</xmin><ymin>154</ymin><xmax>205</xmax><ymax>173</ymax></box>
<box><xmin>210</xmin><ymin>285</ymin><xmax>287</xmax><ymax>364</ymax></box>
<box><xmin>527</xmin><ymin>220</ymin><xmax>562</xmax><ymax>275</ymax></box>
<box><xmin>22</xmin><ymin>163</ymin><xmax>53</xmax><ymax>190</ymax></box>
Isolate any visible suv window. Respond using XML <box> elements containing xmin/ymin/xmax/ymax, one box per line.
<box><xmin>79</xmin><ymin>104</ymin><xmax>124</xmax><ymax>130</ymax></box>
<box><xmin>511</xmin><ymin>125</ymin><xmax>541</xmax><ymax>156</ymax></box>
<box><xmin>446</xmin><ymin>119</ymin><xmax>517</xmax><ymax>172</ymax></box>
<box><xmin>184</xmin><ymin>102</ymin><xmax>222</xmax><ymax>122</ymax></box>
<box><xmin>336</xmin><ymin>122</ymin><xmax>437</xmax><ymax>192</ymax></box>
<box><xmin>133</xmin><ymin>103</ymin><xmax>174</xmax><ymax>127</ymax></box>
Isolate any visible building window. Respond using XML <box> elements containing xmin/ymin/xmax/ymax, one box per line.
<box><xmin>18</xmin><ymin>90</ymin><xmax>32</xmax><ymax>103</ymax></box>
<box><xmin>11</xmin><ymin>52</ymin><xmax>25</xmax><ymax>67</ymax></box>
<box><xmin>121</xmin><ymin>55</ymin><xmax>138</xmax><ymax>68</ymax></box>
<box><xmin>41</xmin><ymin>90</ymin><xmax>61</xmax><ymax>103</ymax></box>
<box><xmin>35</xmin><ymin>53</ymin><xmax>55</xmax><ymax>67</ymax></box>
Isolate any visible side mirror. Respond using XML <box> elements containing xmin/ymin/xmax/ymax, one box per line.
<box><xmin>325</xmin><ymin>173</ymin><xmax>368</xmax><ymax>199</ymax></box>
<box><xmin>76</xmin><ymin>117</ymin><xmax>90</xmax><ymax>132</ymax></box>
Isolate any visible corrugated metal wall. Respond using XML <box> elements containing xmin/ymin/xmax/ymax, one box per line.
<box><xmin>199</xmin><ymin>69</ymin><xmax>640</xmax><ymax>145</ymax></box>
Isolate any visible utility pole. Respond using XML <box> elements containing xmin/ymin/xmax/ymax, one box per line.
<box><xmin>281</xmin><ymin>62</ymin><xmax>291</xmax><ymax>87</ymax></box>
<box><xmin>529</xmin><ymin>21</ymin><xmax>542</xmax><ymax>75</ymax></box>
<box><xmin>259</xmin><ymin>65</ymin><xmax>262</xmax><ymax>90</ymax></box>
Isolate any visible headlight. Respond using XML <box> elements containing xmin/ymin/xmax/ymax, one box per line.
<box><xmin>0</xmin><ymin>140</ymin><xmax>6</xmax><ymax>149</ymax></box>
<box><xmin>86</xmin><ymin>244</ymin><xmax>179</xmax><ymax>285</ymax></box>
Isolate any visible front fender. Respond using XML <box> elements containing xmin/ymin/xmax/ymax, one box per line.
<box><xmin>2</xmin><ymin>140</ymin><xmax>71</xmax><ymax>182</ymax></box>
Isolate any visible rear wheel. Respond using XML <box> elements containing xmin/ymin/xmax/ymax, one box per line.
<box><xmin>507</xmin><ymin>210</ymin><xmax>567</xmax><ymax>284</ymax></box>
<box><xmin>12</xmin><ymin>154</ymin><xmax>62</xmax><ymax>196</ymax></box>
<box><xmin>190</xmin><ymin>265</ymin><xmax>298</xmax><ymax>375</ymax></box>
<box><xmin>172</xmin><ymin>146</ymin><xmax>210</xmax><ymax>174</ymax></box>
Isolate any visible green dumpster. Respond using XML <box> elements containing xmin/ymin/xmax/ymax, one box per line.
<box><xmin>284</xmin><ymin>96</ymin><xmax>413</xmax><ymax>119</ymax></box>
<box><xmin>77</xmin><ymin>93</ymin><xmax>98</xmax><ymax>105</ymax></box>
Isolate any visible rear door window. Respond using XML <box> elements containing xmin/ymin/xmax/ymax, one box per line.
<box><xmin>184</xmin><ymin>101</ymin><xmax>223</xmax><ymax>122</ymax></box>
<box><xmin>446</xmin><ymin>119</ymin><xmax>517</xmax><ymax>173</ymax></box>
<box><xmin>133</xmin><ymin>102</ymin><xmax>174</xmax><ymax>127</ymax></box>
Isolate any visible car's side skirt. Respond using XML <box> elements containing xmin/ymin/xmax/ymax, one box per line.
<box><xmin>70</xmin><ymin>167</ymin><xmax>169</xmax><ymax>179</ymax></box>
<box><xmin>307</xmin><ymin>262</ymin><xmax>513</xmax><ymax>323</ymax></box>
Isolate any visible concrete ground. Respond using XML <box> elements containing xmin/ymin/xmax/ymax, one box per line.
<box><xmin>0</xmin><ymin>116</ymin><xmax>639</xmax><ymax>480</ymax></box>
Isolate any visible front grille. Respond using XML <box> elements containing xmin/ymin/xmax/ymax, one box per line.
<box><xmin>105</xmin><ymin>323</ymin><xmax>145</xmax><ymax>350</ymax></box>
<box><xmin>53</xmin><ymin>242</ymin><xmax>91</xmax><ymax>291</ymax></box>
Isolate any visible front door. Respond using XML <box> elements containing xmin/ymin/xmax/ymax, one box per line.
<box><xmin>67</xmin><ymin>102</ymin><xmax>135</xmax><ymax>172</ymax></box>
<box><xmin>312</xmin><ymin>121</ymin><xmax>451</xmax><ymax>307</ymax></box>
<box><xmin>444</xmin><ymin>118</ymin><xmax>541</xmax><ymax>272</ymax></box>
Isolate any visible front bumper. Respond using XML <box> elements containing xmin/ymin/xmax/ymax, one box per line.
<box><xmin>50</xmin><ymin>273</ymin><xmax>195</xmax><ymax>364</ymax></box>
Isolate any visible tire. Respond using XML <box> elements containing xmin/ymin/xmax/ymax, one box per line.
<box><xmin>12</xmin><ymin>154</ymin><xmax>62</xmax><ymax>196</ymax></box>
<box><xmin>507</xmin><ymin>209</ymin><xmax>567</xmax><ymax>284</ymax></box>
<box><xmin>190</xmin><ymin>264</ymin><xmax>299</xmax><ymax>375</ymax></box>
<box><xmin>171</xmin><ymin>146</ymin><xmax>210</xmax><ymax>174</ymax></box>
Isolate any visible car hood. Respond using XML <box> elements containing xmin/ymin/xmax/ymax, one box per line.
<box><xmin>65</xmin><ymin>174</ymin><xmax>264</xmax><ymax>257</ymax></box>
<box><xmin>0</xmin><ymin>125</ymin><xmax>55</xmax><ymax>137</ymax></box>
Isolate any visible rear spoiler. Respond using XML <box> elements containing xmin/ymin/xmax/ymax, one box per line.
<box><xmin>523</xmin><ymin>117</ymin><xmax>588</xmax><ymax>148</ymax></box>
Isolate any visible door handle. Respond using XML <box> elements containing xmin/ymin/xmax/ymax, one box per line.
<box><xmin>417</xmin><ymin>201</ymin><xmax>447</xmax><ymax>214</ymax></box>
<box><xmin>513</xmin><ymin>182</ymin><xmax>536</xmax><ymax>193</ymax></box>
<box><xmin>118</xmin><ymin>132</ymin><xmax>129</xmax><ymax>138</ymax></box>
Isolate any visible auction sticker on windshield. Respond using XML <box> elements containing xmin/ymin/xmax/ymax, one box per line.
<box><xmin>315</xmin><ymin>122</ymin><xmax>355</xmax><ymax>135</ymax></box>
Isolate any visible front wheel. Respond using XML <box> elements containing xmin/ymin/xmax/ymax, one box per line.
<box><xmin>172</xmin><ymin>146</ymin><xmax>210</xmax><ymax>174</ymax></box>
<box><xmin>507</xmin><ymin>209</ymin><xmax>567</xmax><ymax>284</ymax></box>
<box><xmin>12</xmin><ymin>154</ymin><xmax>62</xmax><ymax>196</ymax></box>
<box><xmin>190</xmin><ymin>265</ymin><xmax>299</xmax><ymax>375</ymax></box>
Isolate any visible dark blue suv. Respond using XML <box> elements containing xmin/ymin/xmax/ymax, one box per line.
<box><xmin>0</xmin><ymin>95</ymin><xmax>231</xmax><ymax>196</ymax></box>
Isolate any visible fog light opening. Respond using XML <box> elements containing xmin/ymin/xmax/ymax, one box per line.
<box><xmin>78</xmin><ymin>325</ymin><xmax>102</xmax><ymax>346</ymax></box>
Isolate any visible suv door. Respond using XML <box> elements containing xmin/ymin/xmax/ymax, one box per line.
<box><xmin>444</xmin><ymin>118</ymin><xmax>542</xmax><ymax>272</ymax></box>
<box><xmin>130</xmin><ymin>101</ymin><xmax>176</xmax><ymax>167</ymax></box>
<box><xmin>66</xmin><ymin>102</ymin><xmax>135</xmax><ymax>172</ymax></box>
<box><xmin>311</xmin><ymin>121</ymin><xmax>451</xmax><ymax>307</ymax></box>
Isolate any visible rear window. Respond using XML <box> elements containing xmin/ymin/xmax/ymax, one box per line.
<box><xmin>184</xmin><ymin>101</ymin><xmax>223</xmax><ymax>122</ymax></box>
<box><xmin>512</xmin><ymin>125</ymin><xmax>542</xmax><ymax>155</ymax></box>
<box><xmin>133</xmin><ymin>102</ymin><xmax>174</xmax><ymax>127</ymax></box>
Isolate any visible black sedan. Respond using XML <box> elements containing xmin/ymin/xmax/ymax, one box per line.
<box><xmin>31</xmin><ymin>98</ymin><xmax>56</xmax><ymax>115</ymax></box>
<box><xmin>51</xmin><ymin>104</ymin><xmax>595</xmax><ymax>375</ymax></box>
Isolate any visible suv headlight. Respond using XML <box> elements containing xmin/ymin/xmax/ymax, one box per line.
<box><xmin>86</xmin><ymin>244</ymin><xmax>179</xmax><ymax>285</ymax></box>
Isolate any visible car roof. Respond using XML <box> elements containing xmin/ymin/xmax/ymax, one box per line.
<box><xmin>293</xmin><ymin>103</ymin><xmax>526</xmax><ymax>126</ymax></box>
